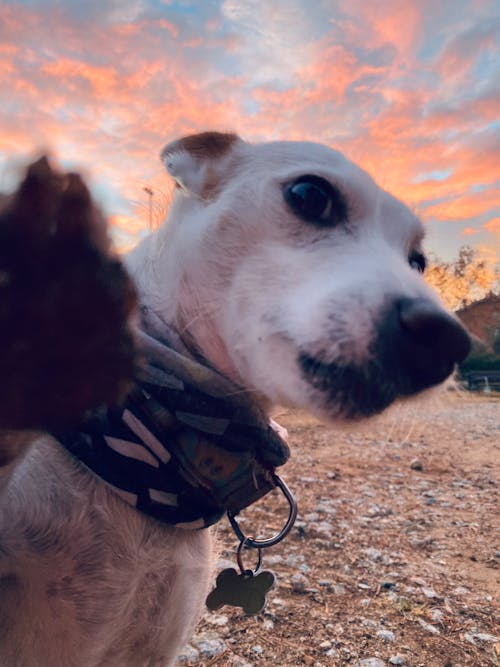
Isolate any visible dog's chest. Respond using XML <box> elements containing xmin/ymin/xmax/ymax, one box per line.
<box><xmin>0</xmin><ymin>437</ymin><xmax>213</xmax><ymax>667</ymax></box>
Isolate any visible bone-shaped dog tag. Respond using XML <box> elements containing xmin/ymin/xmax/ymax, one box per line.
<box><xmin>206</xmin><ymin>567</ymin><xmax>275</xmax><ymax>615</ymax></box>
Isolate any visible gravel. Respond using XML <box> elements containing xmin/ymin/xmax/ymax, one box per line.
<box><xmin>176</xmin><ymin>396</ymin><xmax>499</xmax><ymax>666</ymax></box>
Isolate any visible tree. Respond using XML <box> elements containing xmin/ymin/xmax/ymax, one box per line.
<box><xmin>426</xmin><ymin>245</ymin><xmax>500</xmax><ymax>311</ymax></box>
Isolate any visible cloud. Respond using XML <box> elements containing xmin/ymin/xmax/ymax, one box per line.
<box><xmin>0</xmin><ymin>0</ymin><xmax>499</xmax><ymax>259</ymax></box>
<box><xmin>484</xmin><ymin>217</ymin><xmax>500</xmax><ymax>234</ymax></box>
<box><xmin>220</xmin><ymin>0</ymin><xmax>321</xmax><ymax>86</ymax></box>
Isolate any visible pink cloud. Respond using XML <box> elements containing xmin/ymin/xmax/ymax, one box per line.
<box><xmin>0</xmin><ymin>0</ymin><xmax>498</xmax><ymax>260</ymax></box>
<box><xmin>484</xmin><ymin>217</ymin><xmax>500</xmax><ymax>234</ymax></box>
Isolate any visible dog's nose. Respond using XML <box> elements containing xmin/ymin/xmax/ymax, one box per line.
<box><xmin>399</xmin><ymin>298</ymin><xmax>471</xmax><ymax>361</ymax></box>
<box><xmin>389</xmin><ymin>297</ymin><xmax>470</xmax><ymax>391</ymax></box>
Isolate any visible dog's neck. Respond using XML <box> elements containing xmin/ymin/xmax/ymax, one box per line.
<box><xmin>125</xmin><ymin>227</ymin><xmax>254</xmax><ymax>399</ymax></box>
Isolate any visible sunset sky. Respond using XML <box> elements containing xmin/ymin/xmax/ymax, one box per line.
<box><xmin>0</xmin><ymin>0</ymin><xmax>499</xmax><ymax>263</ymax></box>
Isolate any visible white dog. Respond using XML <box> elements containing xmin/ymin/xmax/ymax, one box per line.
<box><xmin>0</xmin><ymin>132</ymin><xmax>470</xmax><ymax>667</ymax></box>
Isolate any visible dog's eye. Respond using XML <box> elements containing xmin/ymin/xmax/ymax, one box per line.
<box><xmin>284</xmin><ymin>175</ymin><xmax>348</xmax><ymax>225</ymax></box>
<box><xmin>409</xmin><ymin>250</ymin><xmax>426</xmax><ymax>273</ymax></box>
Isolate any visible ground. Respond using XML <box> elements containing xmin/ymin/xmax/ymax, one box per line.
<box><xmin>177</xmin><ymin>392</ymin><xmax>499</xmax><ymax>667</ymax></box>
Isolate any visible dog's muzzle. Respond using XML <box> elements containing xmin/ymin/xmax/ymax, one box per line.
<box><xmin>300</xmin><ymin>296</ymin><xmax>471</xmax><ymax>418</ymax></box>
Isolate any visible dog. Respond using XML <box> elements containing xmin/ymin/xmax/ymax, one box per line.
<box><xmin>0</xmin><ymin>132</ymin><xmax>470</xmax><ymax>667</ymax></box>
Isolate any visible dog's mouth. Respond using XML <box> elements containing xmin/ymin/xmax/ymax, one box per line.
<box><xmin>299</xmin><ymin>353</ymin><xmax>399</xmax><ymax>418</ymax></box>
<box><xmin>298</xmin><ymin>297</ymin><xmax>470</xmax><ymax>419</ymax></box>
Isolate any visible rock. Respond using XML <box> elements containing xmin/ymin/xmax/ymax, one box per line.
<box><xmin>377</xmin><ymin>630</ymin><xmax>396</xmax><ymax>642</ymax></box>
<box><xmin>291</xmin><ymin>573</ymin><xmax>310</xmax><ymax>593</ymax></box>
<box><xmin>269</xmin><ymin>596</ymin><xmax>287</xmax><ymax>607</ymax></box>
<box><xmin>410</xmin><ymin>458</ymin><xmax>423</xmax><ymax>471</ymax></box>
<box><xmin>206</xmin><ymin>614</ymin><xmax>229</xmax><ymax>627</ymax></box>
<box><xmin>316</xmin><ymin>500</ymin><xmax>337</xmax><ymax>515</ymax></box>
<box><xmin>473</xmin><ymin>632</ymin><xmax>499</xmax><ymax>642</ymax></box>
<box><xmin>389</xmin><ymin>656</ymin><xmax>406</xmax><ymax>665</ymax></box>
<box><xmin>314</xmin><ymin>520</ymin><xmax>334</xmax><ymax>537</ymax></box>
<box><xmin>464</xmin><ymin>631</ymin><xmax>500</xmax><ymax>644</ymax></box>
<box><xmin>326</xmin><ymin>647</ymin><xmax>339</xmax><ymax>657</ymax></box>
<box><xmin>381</xmin><ymin>581</ymin><xmax>396</xmax><ymax>590</ymax></box>
<box><xmin>194</xmin><ymin>637</ymin><xmax>227</xmax><ymax>659</ymax></box>
<box><xmin>332</xmin><ymin>584</ymin><xmax>347</xmax><ymax>595</ymax></box>
<box><xmin>355</xmin><ymin>658</ymin><xmax>386</xmax><ymax>667</ymax></box>
<box><xmin>417</xmin><ymin>619</ymin><xmax>440</xmax><ymax>635</ymax></box>
<box><xmin>429</xmin><ymin>608</ymin><xmax>444</xmax><ymax>623</ymax></box>
<box><xmin>251</xmin><ymin>644</ymin><xmax>263</xmax><ymax>655</ymax></box>
<box><xmin>422</xmin><ymin>587</ymin><xmax>438</xmax><ymax>599</ymax></box>
<box><xmin>364</xmin><ymin>547</ymin><xmax>383</xmax><ymax>562</ymax></box>
<box><xmin>265</xmin><ymin>554</ymin><xmax>284</xmax><ymax>566</ymax></box>
<box><xmin>177</xmin><ymin>645</ymin><xmax>200</xmax><ymax>664</ymax></box>
<box><xmin>230</xmin><ymin>656</ymin><xmax>253</xmax><ymax>667</ymax></box>
<box><xmin>286</xmin><ymin>554</ymin><xmax>305</xmax><ymax>567</ymax></box>
<box><xmin>358</xmin><ymin>582</ymin><xmax>371</xmax><ymax>590</ymax></box>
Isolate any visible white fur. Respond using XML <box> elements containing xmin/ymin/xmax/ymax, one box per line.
<box><xmin>0</xmin><ymin>135</ymin><xmax>463</xmax><ymax>666</ymax></box>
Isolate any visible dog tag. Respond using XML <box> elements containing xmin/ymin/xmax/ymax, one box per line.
<box><xmin>206</xmin><ymin>567</ymin><xmax>275</xmax><ymax>615</ymax></box>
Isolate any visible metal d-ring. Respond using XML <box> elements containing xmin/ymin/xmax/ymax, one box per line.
<box><xmin>228</xmin><ymin>474</ymin><xmax>298</xmax><ymax>550</ymax></box>
<box><xmin>236</xmin><ymin>538</ymin><xmax>262</xmax><ymax>575</ymax></box>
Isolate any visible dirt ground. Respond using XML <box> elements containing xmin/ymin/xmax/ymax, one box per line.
<box><xmin>180</xmin><ymin>391</ymin><xmax>499</xmax><ymax>667</ymax></box>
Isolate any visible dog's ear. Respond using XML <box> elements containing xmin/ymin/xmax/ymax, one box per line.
<box><xmin>160</xmin><ymin>131</ymin><xmax>240</xmax><ymax>197</ymax></box>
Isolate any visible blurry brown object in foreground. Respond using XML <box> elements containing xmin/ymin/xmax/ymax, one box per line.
<box><xmin>0</xmin><ymin>157</ymin><xmax>137</xmax><ymax>431</ymax></box>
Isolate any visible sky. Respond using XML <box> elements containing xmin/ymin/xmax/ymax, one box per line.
<box><xmin>0</xmin><ymin>0</ymin><xmax>499</xmax><ymax>263</ymax></box>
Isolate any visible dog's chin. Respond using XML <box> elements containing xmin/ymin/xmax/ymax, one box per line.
<box><xmin>298</xmin><ymin>352</ymin><xmax>455</xmax><ymax>421</ymax></box>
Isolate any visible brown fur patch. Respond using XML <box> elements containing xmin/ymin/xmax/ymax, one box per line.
<box><xmin>177</xmin><ymin>131</ymin><xmax>239</xmax><ymax>160</ymax></box>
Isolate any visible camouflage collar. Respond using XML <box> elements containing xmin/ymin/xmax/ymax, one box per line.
<box><xmin>54</xmin><ymin>309</ymin><xmax>290</xmax><ymax>530</ymax></box>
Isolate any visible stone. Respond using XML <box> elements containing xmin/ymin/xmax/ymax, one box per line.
<box><xmin>265</xmin><ymin>554</ymin><xmax>284</xmax><ymax>566</ymax></box>
<box><xmin>422</xmin><ymin>587</ymin><xmax>438</xmax><ymax>599</ymax></box>
<box><xmin>177</xmin><ymin>645</ymin><xmax>200</xmax><ymax>664</ymax></box>
<box><xmin>230</xmin><ymin>656</ymin><xmax>253</xmax><ymax>667</ymax></box>
<box><xmin>314</xmin><ymin>520</ymin><xmax>334</xmax><ymax>537</ymax></box>
<box><xmin>206</xmin><ymin>614</ymin><xmax>229</xmax><ymax>627</ymax></box>
<box><xmin>453</xmin><ymin>586</ymin><xmax>470</xmax><ymax>595</ymax></box>
<box><xmin>195</xmin><ymin>637</ymin><xmax>227</xmax><ymax>659</ymax></box>
<box><xmin>381</xmin><ymin>581</ymin><xmax>396</xmax><ymax>590</ymax></box>
<box><xmin>364</xmin><ymin>547</ymin><xmax>383</xmax><ymax>562</ymax></box>
<box><xmin>291</xmin><ymin>573</ymin><xmax>310</xmax><ymax>593</ymax></box>
<box><xmin>417</xmin><ymin>619</ymin><xmax>440</xmax><ymax>635</ymax></box>
<box><xmin>410</xmin><ymin>458</ymin><xmax>424</xmax><ymax>471</ymax></box>
<box><xmin>389</xmin><ymin>656</ymin><xmax>406</xmax><ymax>665</ymax></box>
<box><xmin>429</xmin><ymin>608</ymin><xmax>444</xmax><ymax>623</ymax></box>
<box><xmin>332</xmin><ymin>584</ymin><xmax>347</xmax><ymax>595</ymax></box>
<box><xmin>355</xmin><ymin>659</ymin><xmax>386</xmax><ymax>667</ymax></box>
<box><xmin>326</xmin><ymin>647</ymin><xmax>339</xmax><ymax>657</ymax></box>
<box><xmin>318</xmin><ymin>579</ymin><xmax>332</xmax><ymax>587</ymax></box>
<box><xmin>377</xmin><ymin>630</ymin><xmax>396</xmax><ymax>642</ymax></box>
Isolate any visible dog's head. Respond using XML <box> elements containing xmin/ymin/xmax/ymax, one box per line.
<box><xmin>154</xmin><ymin>131</ymin><xmax>470</xmax><ymax>420</ymax></box>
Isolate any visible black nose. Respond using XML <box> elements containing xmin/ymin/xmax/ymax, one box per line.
<box><xmin>382</xmin><ymin>297</ymin><xmax>471</xmax><ymax>393</ymax></box>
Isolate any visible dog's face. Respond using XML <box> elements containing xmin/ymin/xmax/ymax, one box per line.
<box><xmin>156</xmin><ymin>132</ymin><xmax>470</xmax><ymax>421</ymax></box>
